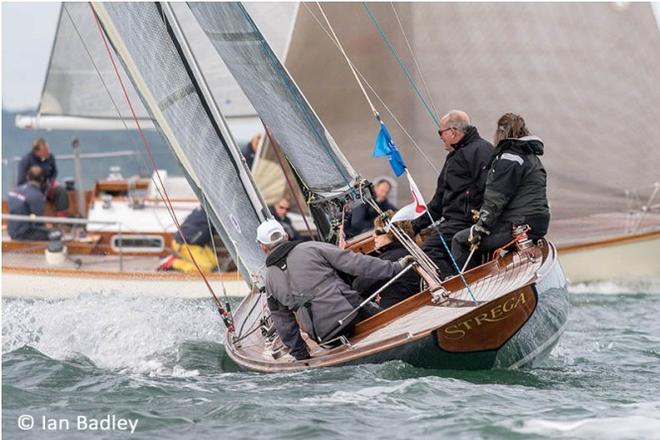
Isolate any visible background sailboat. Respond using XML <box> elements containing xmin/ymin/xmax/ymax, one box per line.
<box><xmin>282</xmin><ymin>2</ymin><xmax>660</xmax><ymax>283</ymax></box>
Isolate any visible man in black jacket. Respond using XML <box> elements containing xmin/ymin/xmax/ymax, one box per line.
<box><xmin>16</xmin><ymin>138</ymin><xmax>69</xmax><ymax>217</ymax></box>
<box><xmin>412</xmin><ymin>110</ymin><xmax>493</xmax><ymax>277</ymax></box>
<box><xmin>451</xmin><ymin>113</ymin><xmax>550</xmax><ymax>268</ymax></box>
<box><xmin>349</xmin><ymin>179</ymin><xmax>397</xmax><ymax>236</ymax></box>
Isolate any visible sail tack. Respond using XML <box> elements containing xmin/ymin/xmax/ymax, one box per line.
<box><xmin>188</xmin><ymin>2</ymin><xmax>357</xmax><ymax>195</ymax></box>
<box><xmin>91</xmin><ymin>2</ymin><xmax>269</xmax><ymax>282</ymax></box>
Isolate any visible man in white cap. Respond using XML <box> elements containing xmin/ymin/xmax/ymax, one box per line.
<box><xmin>257</xmin><ymin>219</ymin><xmax>414</xmax><ymax>360</ymax></box>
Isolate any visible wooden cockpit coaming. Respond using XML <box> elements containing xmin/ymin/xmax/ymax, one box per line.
<box><xmin>225</xmin><ymin>240</ymin><xmax>562</xmax><ymax>372</ymax></box>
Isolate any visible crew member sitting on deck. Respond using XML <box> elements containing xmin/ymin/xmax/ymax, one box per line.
<box><xmin>451</xmin><ymin>113</ymin><xmax>550</xmax><ymax>269</ymax></box>
<box><xmin>352</xmin><ymin>212</ymin><xmax>420</xmax><ymax>309</ymax></box>
<box><xmin>411</xmin><ymin>110</ymin><xmax>492</xmax><ymax>278</ymax></box>
<box><xmin>17</xmin><ymin>138</ymin><xmax>69</xmax><ymax>217</ymax></box>
<box><xmin>269</xmin><ymin>197</ymin><xmax>300</xmax><ymax>241</ymax></box>
<box><xmin>349</xmin><ymin>179</ymin><xmax>397</xmax><ymax>236</ymax></box>
<box><xmin>8</xmin><ymin>166</ymin><xmax>51</xmax><ymax>241</ymax></box>
<box><xmin>258</xmin><ymin>219</ymin><xmax>414</xmax><ymax>360</ymax></box>
<box><xmin>158</xmin><ymin>206</ymin><xmax>218</xmax><ymax>273</ymax></box>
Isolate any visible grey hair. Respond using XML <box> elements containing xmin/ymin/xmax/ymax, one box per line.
<box><xmin>262</xmin><ymin>231</ymin><xmax>287</xmax><ymax>250</ymax></box>
<box><xmin>442</xmin><ymin>110</ymin><xmax>471</xmax><ymax>133</ymax></box>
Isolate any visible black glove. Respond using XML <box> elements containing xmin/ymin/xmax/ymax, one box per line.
<box><xmin>468</xmin><ymin>222</ymin><xmax>490</xmax><ymax>247</ymax></box>
<box><xmin>397</xmin><ymin>255</ymin><xmax>416</xmax><ymax>270</ymax></box>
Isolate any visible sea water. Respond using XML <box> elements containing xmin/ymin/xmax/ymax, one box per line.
<box><xmin>3</xmin><ymin>282</ymin><xmax>660</xmax><ymax>439</ymax></box>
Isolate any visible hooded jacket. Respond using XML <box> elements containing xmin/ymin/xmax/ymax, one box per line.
<box><xmin>265</xmin><ymin>241</ymin><xmax>402</xmax><ymax>358</ymax></box>
<box><xmin>412</xmin><ymin>126</ymin><xmax>493</xmax><ymax>235</ymax></box>
<box><xmin>479</xmin><ymin>136</ymin><xmax>550</xmax><ymax>235</ymax></box>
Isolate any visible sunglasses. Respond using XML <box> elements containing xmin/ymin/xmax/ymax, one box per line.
<box><xmin>374</xmin><ymin>228</ymin><xmax>388</xmax><ymax>236</ymax></box>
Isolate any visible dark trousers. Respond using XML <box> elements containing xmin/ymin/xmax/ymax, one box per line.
<box><xmin>47</xmin><ymin>184</ymin><xmax>69</xmax><ymax>212</ymax></box>
<box><xmin>451</xmin><ymin>223</ymin><xmax>515</xmax><ymax>271</ymax></box>
<box><xmin>14</xmin><ymin>227</ymin><xmax>50</xmax><ymax>241</ymax></box>
<box><xmin>421</xmin><ymin>230</ymin><xmax>463</xmax><ymax>278</ymax></box>
<box><xmin>451</xmin><ymin>217</ymin><xmax>549</xmax><ymax>270</ymax></box>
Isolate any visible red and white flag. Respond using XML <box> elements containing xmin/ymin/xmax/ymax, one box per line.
<box><xmin>390</xmin><ymin>171</ymin><xmax>427</xmax><ymax>224</ymax></box>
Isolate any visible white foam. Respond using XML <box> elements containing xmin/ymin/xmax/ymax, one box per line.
<box><xmin>569</xmin><ymin>278</ymin><xmax>660</xmax><ymax>294</ymax></box>
<box><xmin>2</xmin><ymin>294</ymin><xmax>224</xmax><ymax>374</ymax></box>
<box><xmin>515</xmin><ymin>415</ymin><xmax>660</xmax><ymax>438</ymax></box>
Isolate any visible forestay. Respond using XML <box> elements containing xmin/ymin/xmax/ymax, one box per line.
<box><xmin>188</xmin><ymin>2</ymin><xmax>357</xmax><ymax>196</ymax></box>
<box><xmin>91</xmin><ymin>2</ymin><xmax>269</xmax><ymax>283</ymax></box>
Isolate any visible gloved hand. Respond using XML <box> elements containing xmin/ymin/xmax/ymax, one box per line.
<box><xmin>468</xmin><ymin>222</ymin><xmax>490</xmax><ymax>248</ymax></box>
<box><xmin>397</xmin><ymin>255</ymin><xmax>417</xmax><ymax>270</ymax></box>
<box><xmin>292</xmin><ymin>347</ymin><xmax>311</xmax><ymax>360</ymax></box>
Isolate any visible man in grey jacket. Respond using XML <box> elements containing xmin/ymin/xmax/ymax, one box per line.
<box><xmin>257</xmin><ymin>219</ymin><xmax>413</xmax><ymax>360</ymax></box>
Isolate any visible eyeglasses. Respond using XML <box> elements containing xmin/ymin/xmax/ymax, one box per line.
<box><xmin>438</xmin><ymin>127</ymin><xmax>454</xmax><ymax>136</ymax></box>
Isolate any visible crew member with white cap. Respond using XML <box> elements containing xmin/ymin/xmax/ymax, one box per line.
<box><xmin>257</xmin><ymin>219</ymin><xmax>414</xmax><ymax>360</ymax></box>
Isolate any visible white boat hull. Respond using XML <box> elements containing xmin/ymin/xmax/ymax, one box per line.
<box><xmin>1</xmin><ymin>266</ymin><xmax>249</xmax><ymax>299</ymax></box>
<box><xmin>557</xmin><ymin>230</ymin><xmax>660</xmax><ymax>284</ymax></box>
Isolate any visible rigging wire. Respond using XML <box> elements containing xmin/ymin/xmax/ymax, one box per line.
<box><xmin>301</xmin><ymin>3</ymin><xmax>439</xmax><ymax>174</ymax></box>
<box><xmin>315</xmin><ymin>2</ymin><xmax>379</xmax><ymax>120</ymax></box>
<box><xmin>389</xmin><ymin>3</ymin><xmax>440</xmax><ymax>122</ymax></box>
<box><xmin>89</xmin><ymin>4</ymin><xmax>234</xmax><ymax>331</ymax></box>
<box><xmin>362</xmin><ymin>2</ymin><xmax>441</xmax><ymax>128</ymax></box>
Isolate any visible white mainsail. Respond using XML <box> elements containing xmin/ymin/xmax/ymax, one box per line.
<box><xmin>18</xmin><ymin>2</ymin><xmax>298</xmax><ymax>131</ymax></box>
<box><xmin>283</xmin><ymin>2</ymin><xmax>660</xmax><ymax>244</ymax></box>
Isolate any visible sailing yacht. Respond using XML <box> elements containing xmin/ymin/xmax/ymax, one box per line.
<box><xmin>89</xmin><ymin>2</ymin><xmax>568</xmax><ymax>371</ymax></box>
<box><xmin>2</xmin><ymin>3</ymin><xmax>300</xmax><ymax>298</ymax></box>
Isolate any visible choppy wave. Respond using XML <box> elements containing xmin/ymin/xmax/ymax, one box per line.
<box><xmin>3</xmin><ymin>293</ymin><xmax>660</xmax><ymax>439</ymax></box>
<box><xmin>568</xmin><ymin>278</ymin><xmax>660</xmax><ymax>294</ymax></box>
<box><xmin>2</xmin><ymin>294</ymin><xmax>225</xmax><ymax>375</ymax></box>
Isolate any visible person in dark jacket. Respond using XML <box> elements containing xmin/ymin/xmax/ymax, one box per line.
<box><xmin>451</xmin><ymin>113</ymin><xmax>550</xmax><ymax>268</ymax></box>
<box><xmin>412</xmin><ymin>110</ymin><xmax>493</xmax><ymax>277</ymax></box>
<box><xmin>257</xmin><ymin>219</ymin><xmax>414</xmax><ymax>360</ymax></box>
<box><xmin>158</xmin><ymin>206</ymin><xmax>218</xmax><ymax>273</ymax></box>
<box><xmin>240</xmin><ymin>133</ymin><xmax>261</xmax><ymax>170</ymax></box>
<box><xmin>353</xmin><ymin>214</ymin><xmax>420</xmax><ymax>308</ymax></box>
<box><xmin>349</xmin><ymin>179</ymin><xmax>397</xmax><ymax>236</ymax></box>
<box><xmin>8</xmin><ymin>166</ymin><xmax>51</xmax><ymax>241</ymax></box>
<box><xmin>269</xmin><ymin>197</ymin><xmax>300</xmax><ymax>240</ymax></box>
<box><xmin>16</xmin><ymin>138</ymin><xmax>69</xmax><ymax>216</ymax></box>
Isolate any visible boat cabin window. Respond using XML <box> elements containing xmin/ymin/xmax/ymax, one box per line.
<box><xmin>110</xmin><ymin>235</ymin><xmax>165</xmax><ymax>253</ymax></box>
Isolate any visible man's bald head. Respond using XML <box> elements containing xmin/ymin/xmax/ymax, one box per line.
<box><xmin>440</xmin><ymin>110</ymin><xmax>471</xmax><ymax>133</ymax></box>
<box><xmin>438</xmin><ymin>110</ymin><xmax>471</xmax><ymax>151</ymax></box>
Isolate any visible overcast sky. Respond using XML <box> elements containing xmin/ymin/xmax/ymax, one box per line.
<box><xmin>2</xmin><ymin>2</ymin><xmax>660</xmax><ymax>112</ymax></box>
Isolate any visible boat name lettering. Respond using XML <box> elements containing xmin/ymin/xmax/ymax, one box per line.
<box><xmin>443</xmin><ymin>292</ymin><xmax>527</xmax><ymax>340</ymax></box>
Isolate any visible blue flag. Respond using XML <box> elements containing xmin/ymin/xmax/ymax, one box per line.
<box><xmin>372</xmin><ymin>122</ymin><xmax>406</xmax><ymax>177</ymax></box>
